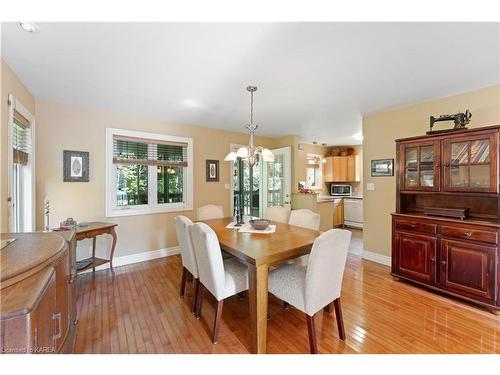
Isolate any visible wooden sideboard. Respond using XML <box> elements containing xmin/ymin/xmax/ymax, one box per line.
<box><xmin>392</xmin><ymin>125</ymin><xmax>500</xmax><ymax>313</ymax></box>
<box><xmin>0</xmin><ymin>231</ymin><xmax>77</xmax><ymax>353</ymax></box>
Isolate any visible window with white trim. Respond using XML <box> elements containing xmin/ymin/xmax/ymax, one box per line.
<box><xmin>106</xmin><ymin>128</ymin><xmax>193</xmax><ymax>217</ymax></box>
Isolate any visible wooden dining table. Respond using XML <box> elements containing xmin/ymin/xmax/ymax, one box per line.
<box><xmin>201</xmin><ymin>217</ymin><xmax>320</xmax><ymax>354</ymax></box>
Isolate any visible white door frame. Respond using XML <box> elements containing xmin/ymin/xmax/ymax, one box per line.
<box><xmin>262</xmin><ymin>146</ymin><xmax>292</xmax><ymax>217</ymax></box>
<box><xmin>7</xmin><ymin>94</ymin><xmax>36</xmax><ymax>232</ymax></box>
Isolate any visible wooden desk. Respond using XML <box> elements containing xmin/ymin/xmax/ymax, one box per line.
<box><xmin>202</xmin><ymin>217</ymin><xmax>320</xmax><ymax>354</ymax></box>
<box><xmin>75</xmin><ymin>222</ymin><xmax>117</xmax><ymax>273</ymax></box>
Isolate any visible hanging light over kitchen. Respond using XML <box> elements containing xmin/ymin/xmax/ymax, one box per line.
<box><xmin>224</xmin><ymin>86</ymin><xmax>274</xmax><ymax>167</ymax></box>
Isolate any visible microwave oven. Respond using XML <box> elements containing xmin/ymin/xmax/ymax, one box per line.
<box><xmin>331</xmin><ymin>184</ymin><xmax>352</xmax><ymax>196</ymax></box>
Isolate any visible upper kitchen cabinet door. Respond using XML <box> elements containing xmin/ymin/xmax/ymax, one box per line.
<box><xmin>443</xmin><ymin>132</ymin><xmax>498</xmax><ymax>193</ymax></box>
<box><xmin>399</xmin><ymin>140</ymin><xmax>441</xmax><ymax>192</ymax></box>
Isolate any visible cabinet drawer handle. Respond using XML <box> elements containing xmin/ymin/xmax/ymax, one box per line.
<box><xmin>440</xmin><ymin>260</ymin><xmax>447</xmax><ymax>265</ymax></box>
<box><xmin>430</xmin><ymin>258</ymin><xmax>435</xmax><ymax>263</ymax></box>
<box><xmin>68</xmin><ymin>273</ymin><xmax>76</xmax><ymax>284</ymax></box>
<box><xmin>52</xmin><ymin>312</ymin><xmax>62</xmax><ymax>341</ymax></box>
<box><xmin>464</xmin><ymin>232</ymin><xmax>472</xmax><ymax>237</ymax></box>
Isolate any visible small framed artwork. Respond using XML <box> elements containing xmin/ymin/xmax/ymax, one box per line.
<box><xmin>206</xmin><ymin>160</ymin><xmax>219</xmax><ymax>182</ymax></box>
<box><xmin>63</xmin><ymin>150</ymin><xmax>89</xmax><ymax>182</ymax></box>
<box><xmin>371</xmin><ymin>158</ymin><xmax>394</xmax><ymax>177</ymax></box>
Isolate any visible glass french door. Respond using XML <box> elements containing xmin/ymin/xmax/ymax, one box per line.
<box><xmin>233</xmin><ymin>158</ymin><xmax>260</xmax><ymax>217</ymax></box>
<box><xmin>261</xmin><ymin>146</ymin><xmax>291</xmax><ymax>217</ymax></box>
<box><xmin>231</xmin><ymin>146</ymin><xmax>291</xmax><ymax>218</ymax></box>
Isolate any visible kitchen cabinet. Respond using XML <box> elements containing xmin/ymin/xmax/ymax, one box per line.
<box><xmin>332</xmin><ymin>198</ymin><xmax>344</xmax><ymax>227</ymax></box>
<box><xmin>323</xmin><ymin>155</ymin><xmax>360</xmax><ymax>182</ymax></box>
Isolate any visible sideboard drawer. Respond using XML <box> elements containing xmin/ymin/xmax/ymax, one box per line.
<box><xmin>440</xmin><ymin>225</ymin><xmax>498</xmax><ymax>245</ymax></box>
<box><xmin>394</xmin><ymin>219</ymin><xmax>437</xmax><ymax>235</ymax></box>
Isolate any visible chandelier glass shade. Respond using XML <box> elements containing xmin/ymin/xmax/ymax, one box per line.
<box><xmin>224</xmin><ymin>86</ymin><xmax>274</xmax><ymax>167</ymax></box>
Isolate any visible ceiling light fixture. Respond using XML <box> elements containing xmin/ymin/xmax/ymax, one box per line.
<box><xmin>19</xmin><ymin>22</ymin><xmax>39</xmax><ymax>33</ymax></box>
<box><xmin>224</xmin><ymin>86</ymin><xmax>274</xmax><ymax>167</ymax></box>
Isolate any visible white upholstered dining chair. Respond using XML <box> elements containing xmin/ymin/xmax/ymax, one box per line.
<box><xmin>265</xmin><ymin>206</ymin><xmax>290</xmax><ymax>224</ymax></box>
<box><xmin>268</xmin><ymin>229</ymin><xmax>352</xmax><ymax>353</ymax></box>
<box><xmin>288</xmin><ymin>209</ymin><xmax>320</xmax><ymax>231</ymax></box>
<box><xmin>189</xmin><ymin>222</ymin><xmax>249</xmax><ymax>343</ymax></box>
<box><xmin>196</xmin><ymin>204</ymin><xmax>224</xmax><ymax>221</ymax></box>
<box><xmin>174</xmin><ymin>215</ymin><xmax>199</xmax><ymax>314</ymax></box>
<box><xmin>288</xmin><ymin>209</ymin><xmax>321</xmax><ymax>266</ymax></box>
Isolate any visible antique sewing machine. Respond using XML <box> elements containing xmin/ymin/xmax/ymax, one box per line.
<box><xmin>426</xmin><ymin>109</ymin><xmax>472</xmax><ymax>134</ymax></box>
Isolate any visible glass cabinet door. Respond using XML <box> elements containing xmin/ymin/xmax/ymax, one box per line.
<box><xmin>444</xmin><ymin>133</ymin><xmax>498</xmax><ymax>193</ymax></box>
<box><xmin>401</xmin><ymin>141</ymin><xmax>440</xmax><ymax>191</ymax></box>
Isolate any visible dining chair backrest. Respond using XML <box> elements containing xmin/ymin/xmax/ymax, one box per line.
<box><xmin>196</xmin><ymin>204</ymin><xmax>224</xmax><ymax>221</ymax></box>
<box><xmin>304</xmin><ymin>229</ymin><xmax>351</xmax><ymax>316</ymax></box>
<box><xmin>288</xmin><ymin>209</ymin><xmax>320</xmax><ymax>231</ymax></box>
<box><xmin>265</xmin><ymin>206</ymin><xmax>290</xmax><ymax>224</ymax></box>
<box><xmin>174</xmin><ymin>215</ymin><xmax>198</xmax><ymax>278</ymax></box>
<box><xmin>189</xmin><ymin>222</ymin><xmax>226</xmax><ymax>300</ymax></box>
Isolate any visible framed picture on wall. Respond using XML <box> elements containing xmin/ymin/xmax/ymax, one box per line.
<box><xmin>63</xmin><ymin>150</ymin><xmax>89</xmax><ymax>182</ymax></box>
<box><xmin>206</xmin><ymin>160</ymin><xmax>219</xmax><ymax>182</ymax></box>
<box><xmin>371</xmin><ymin>158</ymin><xmax>394</xmax><ymax>177</ymax></box>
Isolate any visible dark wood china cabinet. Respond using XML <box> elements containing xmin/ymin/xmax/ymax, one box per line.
<box><xmin>392</xmin><ymin>125</ymin><xmax>500</xmax><ymax>313</ymax></box>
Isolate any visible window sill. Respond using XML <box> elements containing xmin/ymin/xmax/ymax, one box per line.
<box><xmin>106</xmin><ymin>203</ymin><xmax>193</xmax><ymax>218</ymax></box>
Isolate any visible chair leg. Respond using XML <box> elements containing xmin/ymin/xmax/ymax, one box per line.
<box><xmin>212</xmin><ymin>300</ymin><xmax>224</xmax><ymax>344</ymax></box>
<box><xmin>195</xmin><ymin>283</ymin><xmax>205</xmax><ymax>319</ymax></box>
<box><xmin>179</xmin><ymin>267</ymin><xmax>188</xmax><ymax>298</ymax></box>
<box><xmin>306</xmin><ymin>313</ymin><xmax>318</xmax><ymax>354</ymax></box>
<box><xmin>191</xmin><ymin>278</ymin><xmax>200</xmax><ymax>314</ymax></box>
<box><xmin>283</xmin><ymin>301</ymin><xmax>290</xmax><ymax>310</ymax></box>
<box><xmin>333</xmin><ymin>298</ymin><xmax>346</xmax><ymax>341</ymax></box>
<box><xmin>323</xmin><ymin>302</ymin><xmax>334</xmax><ymax>313</ymax></box>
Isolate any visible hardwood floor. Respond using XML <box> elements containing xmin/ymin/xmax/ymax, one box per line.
<box><xmin>74</xmin><ymin>250</ymin><xmax>500</xmax><ymax>354</ymax></box>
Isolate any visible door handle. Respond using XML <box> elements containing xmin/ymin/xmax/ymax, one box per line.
<box><xmin>440</xmin><ymin>260</ymin><xmax>447</xmax><ymax>265</ymax></box>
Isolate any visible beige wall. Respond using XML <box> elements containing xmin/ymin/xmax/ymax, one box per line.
<box><xmin>363</xmin><ymin>84</ymin><xmax>500</xmax><ymax>257</ymax></box>
<box><xmin>35</xmin><ymin>100</ymin><xmax>288</xmax><ymax>258</ymax></box>
<box><xmin>0</xmin><ymin>60</ymin><xmax>36</xmax><ymax>232</ymax></box>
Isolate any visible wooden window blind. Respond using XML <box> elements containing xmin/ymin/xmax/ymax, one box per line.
<box><xmin>12</xmin><ymin>110</ymin><xmax>31</xmax><ymax>166</ymax></box>
<box><xmin>112</xmin><ymin>135</ymin><xmax>188</xmax><ymax>167</ymax></box>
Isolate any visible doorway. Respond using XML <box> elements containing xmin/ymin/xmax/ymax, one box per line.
<box><xmin>231</xmin><ymin>145</ymin><xmax>291</xmax><ymax>218</ymax></box>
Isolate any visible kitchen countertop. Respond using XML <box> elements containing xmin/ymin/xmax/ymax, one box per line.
<box><xmin>317</xmin><ymin>194</ymin><xmax>363</xmax><ymax>202</ymax></box>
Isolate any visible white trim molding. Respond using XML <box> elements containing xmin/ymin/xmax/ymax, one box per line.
<box><xmin>79</xmin><ymin>246</ymin><xmax>180</xmax><ymax>274</ymax></box>
<box><xmin>362</xmin><ymin>250</ymin><xmax>391</xmax><ymax>267</ymax></box>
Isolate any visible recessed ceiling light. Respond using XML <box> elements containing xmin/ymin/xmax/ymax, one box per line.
<box><xmin>19</xmin><ymin>22</ymin><xmax>39</xmax><ymax>33</ymax></box>
<box><xmin>352</xmin><ymin>132</ymin><xmax>363</xmax><ymax>141</ymax></box>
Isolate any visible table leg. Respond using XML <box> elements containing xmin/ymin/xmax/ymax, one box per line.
<box><xmin>248</xmin><ymin>263</ymin><xmax>269</xmax><ymax>354</ymax></box>
<box><xmin>92</xmin><ymin>237</ymin><xmax>97</xmax><ymax>272</ymax></box>
<box><xmin>109</xmin><ymin>227</ymin><xmax>117</xmax><ymax>268</ymax></box>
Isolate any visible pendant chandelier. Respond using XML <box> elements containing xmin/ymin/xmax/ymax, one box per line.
<box><xmin>224</xmin><ymin>86</ymin><xmax>274</xmax><ymax>167</ymax></box>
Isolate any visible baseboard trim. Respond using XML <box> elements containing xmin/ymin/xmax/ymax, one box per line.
<box><xmin>79</xmin><ymin>246</ymin><xmax>180</xmax><ymax>274</ymax></box>
<box><xmin>362</xmin><ymin>250</ymin><xmax>391</xmax><ymax>267</ymax></box>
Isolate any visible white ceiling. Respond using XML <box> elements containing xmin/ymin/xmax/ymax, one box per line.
<box><xmin>2</xmin><ymin>22</ymin><xmax>499</xmax><ymax>145</ymax></box>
